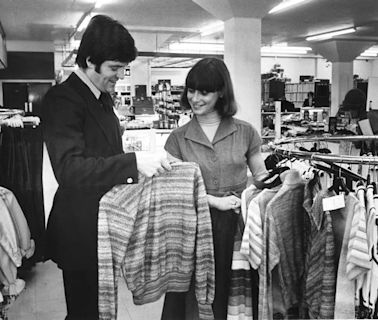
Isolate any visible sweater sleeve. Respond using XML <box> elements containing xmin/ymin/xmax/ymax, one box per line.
<box><xmin>193</xmin><ymin>165</ymin><xmax>215</xmax><ymax>320</ymax></box>
<box><xmin>98</xmin><ymin>183</ymin><xmax>142</xmax><ymax>320</ymax></box>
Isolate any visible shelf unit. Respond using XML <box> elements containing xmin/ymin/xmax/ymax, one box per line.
<box><xmin>285</xmin><ymin>81</ymin><xmax>331</xmax><ymax>108</ymax></box>
<box><xmin>285</xmin><ymin>82</ymin><xmax>314</xmax><ymax>105</ymax></box>
<box><xmin>115</xmin><ymin>82</ymin><xmax>133</xmax><ymax>116</ymax></box>
<box><xmin>261</xmin><ymin>101</ymin><xmax>282</xmax><ymax>141</ymax></box>
<box><xmin>261</xmin><ymin>79</ymin><xmax>285</xmax><ymax>104</ymax></box>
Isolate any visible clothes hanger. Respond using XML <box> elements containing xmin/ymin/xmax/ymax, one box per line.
<box><xmin>328</xmin><ymin>167</ymin><xmax>349</xmax><ymax>195</ymax></box>
<box><xmin>254</xmin><ymin>166</ymin><xmax>290</xmax><ymax>190</ymax></box>
<box><xmin>320</xmin><ymin>161</ymin><xmax>366</xmax><ymax>183</ymax></box>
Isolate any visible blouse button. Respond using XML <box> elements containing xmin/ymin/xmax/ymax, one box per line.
<box><xmin>213</xmin><ymin>178</ymin><xmax>218</xmax><ymax>185</ymax></box>
<box><xmin>126</xmin><ymin>177</ymin><xmax>133</xmax><ymax>184</ymax></box>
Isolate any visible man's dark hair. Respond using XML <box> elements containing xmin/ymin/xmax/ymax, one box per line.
<box><xmin>76</xmin><ymin>15</ymin><xmax>137</xmax><ymax>70</ymax></box>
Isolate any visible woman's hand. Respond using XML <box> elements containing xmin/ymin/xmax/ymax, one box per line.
<box><xmin>207</xmin><ymin>195</ymin><xmax>241</xmax><ymax>213</ymax></box>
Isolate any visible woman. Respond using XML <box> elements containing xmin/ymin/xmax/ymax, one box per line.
<box><xmin>302</xmin><ymin>91</ymin><xmax>315</xmax><ymax>108</ymax></box>
<box><xmin>161</xmin><ymin>57</ymin><xmax>267</xmax><ymax>320</ymax></box>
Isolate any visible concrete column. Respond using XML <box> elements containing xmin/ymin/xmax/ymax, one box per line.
<box><xmin>371</xmin><ymin>59</ymin><xmax>378</xmax><ymax>76</ymax></box>
<box><xmin>130</xmin><ymin>57</ymin><xmax>152</xmax><ymax>96</ymax></box>
<box><xmin>192</xmin><ymin>0</ymin><xmax>278</xmax><ymax>132</ymax></box>
<box><xmin>330</xmin><ymin>61</ymin><xmax>353</xmax><ymax>115</ymax></box>
<box><xmin>224</xmin><ymin>17</ymin><xmax>261</xmax><ymax>130</ymax></box>
<box><xmin>310</xmin><ymin>40</ymin><xmax>375</xmax><ymax>114</ymax></box>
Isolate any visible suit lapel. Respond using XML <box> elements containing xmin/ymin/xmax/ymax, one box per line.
<box><xmin>68</xmin><ymin>73</ymin><xmax>122</xmax><ymax>154</ymax></box>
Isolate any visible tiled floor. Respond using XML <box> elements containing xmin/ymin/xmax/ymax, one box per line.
<box><xmin>7</xmin><ymin>260</ymin><xmax>164</xmax><ymax>320</ymax></box>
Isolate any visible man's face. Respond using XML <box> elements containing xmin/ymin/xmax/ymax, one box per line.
<box><xmin>87</xmin><ymin>60</ymin><xmax>127</xmax><ymax>93</ymax></box>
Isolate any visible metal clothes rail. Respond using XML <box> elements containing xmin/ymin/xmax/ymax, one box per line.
<box><xmin>273</xmin><ymin>135</ymin><xmax>378</xmax><ymax>165</ymax></box>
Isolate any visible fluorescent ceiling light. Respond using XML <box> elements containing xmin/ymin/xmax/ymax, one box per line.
<box><xmin>269</xmin><ymin>0</ymin><xmax>308</xmax><ymax>14</ymax></box>
<box><xmin>306</xmin><ymin>27</ymin><xmax>356</xmax><ymax>41</ymax></box>
<box><xmin>360</xmin><ymin>46</ymin><xmax>378</xmax><ymax>57</ymax></box>
<box><xmin>169</xmin><ymin>41</ymin><xmax>224</xmax><ymax>53</ymax></box>
<box><xmin>261</xmin><ymin>45</ymin><xmax>312</xmax><ymax>54</ymax></box>
<box><xmin>77</xmin><ymin>13</ymin><xmax>92</xmax><ymax>32</ymax></box>
<box><xmin>200</xmin><ymin>22</ymin><xmax>224</xmax><ymax>37</ymax></box>
<box><xmin>360</xmin><ymin>52</ymin><xmax>377</xmax><ymax>57</ymax></box>
<box><xmin>167</xmin><ymin>42</ymin><xmax>312</xmax><ymax>56</ymax></box>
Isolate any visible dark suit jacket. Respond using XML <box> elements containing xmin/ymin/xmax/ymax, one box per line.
<box><xmin>42</xmin><ymin>72</ymin><xmax>138</xmax><ymax>270</ymax></box>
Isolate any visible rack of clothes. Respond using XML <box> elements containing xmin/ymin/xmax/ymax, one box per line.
<box><xmin>228</xmin><ymin>135</ymin><xmax>378</xmax><ymax>320</ymax></box>
<box><xmin>0</xmin><ymin>186</ymin><xmax>35</xmax><ymax>320</ymax></box>
<box><xmin>0</xmin><ymin>110</ymin><xmax>42</xmax><ymax>319</ymax></box>
<box><xmin>0</xmin><ymin>109</ymin><xmax>45</xmax><ymax>266</ymax></box>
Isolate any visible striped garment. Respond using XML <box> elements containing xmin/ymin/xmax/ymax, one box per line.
<box><xmin>259</xmin><ymin>170</ymin><xmax>305</xmax><ymax>320</ymax></box>
<box><xmin>362</xmin><ymin>186</ymin><xmax>378</xmax><ymax>310</ymax></box>
<box><xmin>240</xmin><ymin>195</ymin><xmax>263</xmax><ymax>270</ymax></box>
<box><xmin>227</xmin><ymin>185</ymin><xmax>262</xmax><ymax>320</ymax></box>
<box><xmin>227</xmin><ymin>213</ymin><xmax>253</xmax><ymax>320</ymax></box>
<box><xmin>304</xmin><ymin>189</ymin><xmax>337</xmax><ymax>319</ymax></box>
<box><xmin>98</xmin><ymin>162</ymin><xmax>215</xmax><ymax>320</ymax></box>
<box><xmin>334</xmin><ymin>193</ymin><xmax>370</xmax><ymax>319</ymax></box>
<box><xmin>370</xmin><ymin>195</ymin><xmax>378</xmax><ymax>311</ymax></box>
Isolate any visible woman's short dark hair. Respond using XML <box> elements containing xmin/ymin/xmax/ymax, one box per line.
<box><xmin>76</xmin><ymin>15</ymin><xmax>137</xmax><ymax>70</ymax></box>
<box><xmin>181</xmin><ymin>57</ymin><xmax>237</xmax><ymax>117</ymax></box>
<box><xmin>339</xmin><ymin>88</ymin><xmax>367</xmax><ymax>119</ymax></box>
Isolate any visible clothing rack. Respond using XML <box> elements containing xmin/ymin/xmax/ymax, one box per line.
<box><xmin>272</xmin><ymin>135</ymin><xmax>378</xmax><ymax>165</ymax></box>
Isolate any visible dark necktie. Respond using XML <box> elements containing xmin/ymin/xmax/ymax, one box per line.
<box><xmin>99</xmin><ymin>92</ymin><xmax>113</xmax><ymax>113</ymax></box>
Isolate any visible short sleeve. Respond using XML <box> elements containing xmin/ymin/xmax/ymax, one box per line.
<box><xmin>246</xmin><ymin>124</ymin><xmax>263</xmax><ymax>157</ymax></box>
<box><xmin>164</xmin><ymin>131</ymin><xmax>183</xmax><ymax>160</ymax></box>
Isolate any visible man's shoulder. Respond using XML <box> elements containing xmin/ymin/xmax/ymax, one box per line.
<box><xmin>47</xmin><ymin>73</ymin><xmax>82</xmax><ymax>99</ymax></box>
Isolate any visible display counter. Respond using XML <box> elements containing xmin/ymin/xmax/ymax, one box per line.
<box><xmin>122</xmin><ymin>128</ymin><xmax>172</xmax><ymax>153</ymax></box>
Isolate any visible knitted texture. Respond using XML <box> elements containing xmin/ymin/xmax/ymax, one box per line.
<box><xmin>98</xmin><ymin>162</ymin><xmax>215</xmax><ymax>320</ymax></box>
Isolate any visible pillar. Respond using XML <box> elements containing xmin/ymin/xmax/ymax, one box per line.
<box><xmin>224</xmin><ymin>17</ymin><xmax>262</xmax><ymax>130</ymax></box>
<box><xmin>192</xmin><ymin>0</ymin><xmax>278</xmax><ymax>131</ymax></box>
<box><xmin>310</xmin><ymin>40</ymin><xmax>375</xmax><ymax>115</ymax></box>
<box><xmin>130</xmin><ymin>57</ymin><xmax>152</xmax><ymax>96</ymax></box>
<box><xmin>331</xmin><ymin>61</ymin><xmax>353</xmax><ymax>115</ymax></box>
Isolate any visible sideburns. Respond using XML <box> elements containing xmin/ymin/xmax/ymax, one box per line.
<box><xmin>94</xmin><ymin>64</ymin><xmax>101</xmax><ymax>73</ymax></box>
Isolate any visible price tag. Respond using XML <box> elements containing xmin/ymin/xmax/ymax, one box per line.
<box><xmin>322</xmin><ymin>194</ymin><xmax>345</xmax><ymax>211</ymax></box>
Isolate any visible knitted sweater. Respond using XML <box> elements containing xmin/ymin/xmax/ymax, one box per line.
<box><xmin>259</xmin><ymin>170</ymin><xmax>305</xmax><ymax>320</ymax></box>
<box><xmin>98</xmin><ymin>162</ymin><xmax>215</xmax><ymax>320</ymax></box>
<box><xmin>0</xmin><ymin>187</ymin><xmax>34</xmax><ymax>259</ymax></box>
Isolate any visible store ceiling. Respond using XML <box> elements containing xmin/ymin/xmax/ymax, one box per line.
<box><xmin>1</xmin><ymin>0</ymin><xmax>378</xmax><ymax>68</ymax></box>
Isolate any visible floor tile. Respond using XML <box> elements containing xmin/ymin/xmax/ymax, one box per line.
<box><xmin>6</xmin><ymin>260</ymin><xmax>164</xmax><ymax>320</ymax></box>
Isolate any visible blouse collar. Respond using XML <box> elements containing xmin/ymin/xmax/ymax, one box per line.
<box><xmin>184</xmin><ymin>115</ymin><xmax>237</xmax><ymax>148</ymax></box>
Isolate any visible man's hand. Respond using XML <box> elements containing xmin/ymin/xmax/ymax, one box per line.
<box><xmin>135</xmin><ymin>151</ymin><xmax>172</xmax><ymax>178</ymax></box>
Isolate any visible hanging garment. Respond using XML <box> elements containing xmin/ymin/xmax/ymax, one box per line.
<box><xmin>360</xmin><ymin>186</ymin><xmax>378</xmax><ymax>315</ymax></box>
<box><xmin>227</xmin><ymin>185</ymin><xmax>262</xmax><ymax>320</ymax></box>
<box><xmin>0</xmin><ymin>187</ymin><xmax>34</xmax><ymax>259</ymax></box>
<box><xmin>240</xmin><ymin>186</ymin><xmax>280</xmax><ymax>320</ymax></box>
<box><xmin>0</xmin><ymin>126</ymin><xmax>44</xmax><ymax>263</ymax></box>
<box><xmin>334</xmin><ymin>193</ymin><xmax>370</xmax><ymax>319</ymax></box>
<box><xmin>304</xmin><ymin>189</ymin><xmax>337</xmax><ymax>319</ymax></box>
<box><xmin>240</xmin><ymin>187</ymin><xmax>264</xmax><ymax>270</ymax></box>
<box><xmin>371</xmin><ymin>194</ymin><xmax>378</xmax><ymax>318</ymax></box>
<box><xmin>0</xmin><ymin>196</ymin><xmax>22</xmax><ymax>270</ymax></box>
<box><xmin>258</xmin><ymin>170</ymin><xmax>305</xmax><ymax>320</ymax></box>
<box><xmin>98</xmin><ymin>162</ymin><xmax>215</xmax><ymax>320</ymax></box>
<box><xmin>227</xmin><ymin>215</ymin><xmax>254</xmax><ymax>320</ymax></box>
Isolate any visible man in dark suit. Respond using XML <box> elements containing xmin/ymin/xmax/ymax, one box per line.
<box><xmin>42</xmin><ymin>15</ymin><xmax>171</xmax><ymax>320</ymax></box>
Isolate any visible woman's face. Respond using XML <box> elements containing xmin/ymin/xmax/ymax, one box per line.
<box><xmin>187</xmin><ymin>88</ymin><xmax>220</xmax><ymax>116</ymax></box>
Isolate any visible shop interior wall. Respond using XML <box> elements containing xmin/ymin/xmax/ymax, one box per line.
<box><xmin>4</xmin><ymin>40</ymin><xmax>378</xmax><ymax>98</ymax></box>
